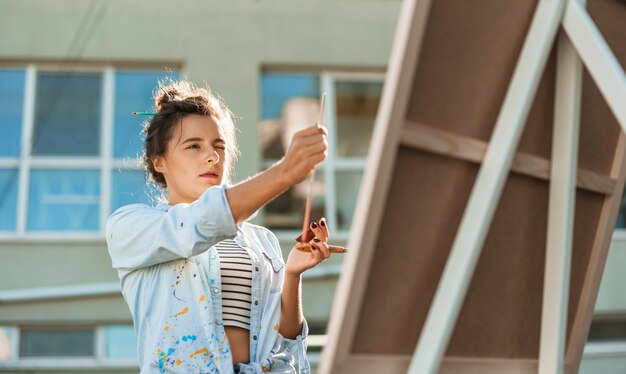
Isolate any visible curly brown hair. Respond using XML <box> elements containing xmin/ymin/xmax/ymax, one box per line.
<box><xmin>141</xmin><ymin>79</ymin><xmax>239</xmax><ymax>189</ymax></box>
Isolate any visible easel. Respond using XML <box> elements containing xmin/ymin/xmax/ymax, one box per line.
<box><xmin>320</xmin><ymin>0</ymin><xmax>626</xmax><ymax>373</ymax></box>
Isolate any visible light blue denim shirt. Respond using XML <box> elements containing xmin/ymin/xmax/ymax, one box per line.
<box><xmin>106</xmin><ymin>185</ymin><xmax>310</xmax><ymax>374</ymax></box>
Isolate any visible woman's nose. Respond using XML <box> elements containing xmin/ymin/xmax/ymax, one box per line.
<box><xmin>206</xmin><ymin>147</ymin><xmax>220</xmax><ymax>164</ymax></box>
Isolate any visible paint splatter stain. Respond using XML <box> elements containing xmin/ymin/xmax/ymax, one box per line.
<box><xmin>190</xmin><ymin>347</ymin><xmax>209</xmax><ymax>362</ymax></box>
<box><xmin>175</xmin><ymin>359</ymin><xmax>183</xmax><ymax>365</ymax></box>
<box><xmin>156</xmin><ymin>348</ymin><xmax>176</xmax><ymax>369</ymax></box>
<box><xmin>274</xmin><ymin>324</ymin><xmax>279</xmax><ymax>331</ymax></box>
<box><xmin>181</xmin><ymin>335</ymin><xmax>197</xmax><ymax>342</ymax></box>
<box><xmin>173</xmin><ymin>289</ymin><xmax>185</xmax><ymax>302</ymax></box>
<box><xmin>199</xmin><ymin>294</ymin><xmax>206</xmax><ymax>303</ymax></box>
<box><xmin>175</xmin><ymin>307</ymin><xmax>189</xmax><ymax>317</ymax></box>
<box><xmin>164</xmin><ymin>326</ymin><xmax>170</xmax><ymax>332</ymax></box>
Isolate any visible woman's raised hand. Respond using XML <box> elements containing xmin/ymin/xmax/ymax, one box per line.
<box><xmin>278</xmin><ymin>124</ymin><xmax>328</xmax><ymax>186</ymax></box>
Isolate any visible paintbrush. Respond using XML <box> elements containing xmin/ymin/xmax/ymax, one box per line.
<box><xmin>296</xmin><ymin>94</ymin><xmax>349</xmax><ymax>254</ymax></box>
<box><xmin>299</xmin><ymin>93</ymin><xmax>326</xmax><ymax>248</ymax></box>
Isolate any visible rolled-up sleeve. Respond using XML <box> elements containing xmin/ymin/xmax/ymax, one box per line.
<box><xmin>106</xmin><ymin>185</ymin><xmax>237</xmax><ymax>270</ymax></box>
<box><xmin>281</xmin><ymin>319</ymin><xmax>310</xmax><ymax>374</ymax></box>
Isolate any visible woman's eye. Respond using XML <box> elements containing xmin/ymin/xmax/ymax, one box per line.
<box><xmin>186</xmin><ymin>144</ymin><xmax>200</xmax><ymax>150</ymax></box>
<box><xmin>215</xmin><ymin>145</ymin><xmax>226</xmax><ymax>150</ymax></box>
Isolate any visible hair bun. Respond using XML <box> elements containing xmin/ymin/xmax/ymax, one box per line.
<box><xmin>155</xmin><ymin>87</ymin><xmax>181</xmax><ymax>112</ymax></box>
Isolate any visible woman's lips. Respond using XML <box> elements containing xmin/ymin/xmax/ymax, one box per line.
<box><xmin>200</xmin><ymin>172</ymin><xmax>219</xmax><ymax>178</ymax></box>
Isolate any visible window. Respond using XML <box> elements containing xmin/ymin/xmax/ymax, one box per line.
<box><xmin>0</xmin><ymin>326</ymin><xmax>15</xmax><ymax>361</ymax></box>
<box><xmin>0</xmin><ymin>170</ymin><xmax>18</xmax><ymax>231</ymax></box>
<box><xmin>33</xmin><ymin>72</ymin><xmax>102</xmax><ymax>156</ymax></box>
<box><xmin>616</xmin><ymin>190</ymin><xmax>626</xmax><ymax>229</ymax></box>
<box><xmin>0</xmin><ymin>324</ymin><xmax>137</xmax><ymax>364</ymax></box>
<box><xmin>588</xmin><ymin>318</ymin><xmax>626</xmax><ymax>343</ymax></box>
<box><xmin>20</xmin><ymin>328</ymin><xmax>94</xmax><ymax>357</ymax></box>
<box><xmin>27</xmin><ymin>169</ymin><xmax>100</xmax><ymax>231</ymax></box>
<box><xmin>0</xmin><ymin>70</ymin><xmax>24</xmax><ymax>158</ymax></box>
<box><xmin>104</xmin><ymin>324</ymin><xmax>137</xmax><ymax>358</ymax></box>
<box><xmin>0</xmin><ymin>66</ymin><xmax>176</xmax><ymax>237</ymax></box>
<box><xmin>259</xmin><ymin>71</ymin><xmax>384</xmax><ymax>239</ymax></box>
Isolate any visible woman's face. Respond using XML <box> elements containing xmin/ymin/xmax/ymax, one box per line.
<box><xmin>153</xmin><ymin>114</ymin><xmax>227</xmax><ymax>205</ymax></box>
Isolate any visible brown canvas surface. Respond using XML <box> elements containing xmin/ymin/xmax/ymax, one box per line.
<box><xmin>344</xmin><ymin>0</ymin><xmax>626</xmax><ymax>368</ymax></box>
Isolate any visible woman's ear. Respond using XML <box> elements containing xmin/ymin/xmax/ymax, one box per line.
<box><xmin>152</xmin><ymin>156</ymin><xmax>165</xmax><ymax>174</ymax></box>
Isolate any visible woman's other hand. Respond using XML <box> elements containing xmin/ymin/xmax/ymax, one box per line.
<box><xmin>277</xmin><ymin>124</ymin><xmax>328</xmax><ymax>186</ymax></box>
<box><xmin>285</xmin><ymin>217</ymin><xmax>331</xmax><ymax>276</ymax></box>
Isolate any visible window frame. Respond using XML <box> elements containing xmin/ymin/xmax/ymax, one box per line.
<box><xmin>0</xmin><ymin>324</ymin><xmax>137</xmax><ymax>369</ymax></box>
<box><xmin>261</xmin><ymin>70</ymin><xmax>385</xmax><ymax>242</ymax></box>
<box><xmin>0</xmin><ymin>64</ymin><xmax>158</xmax><ymax>241</ymax></box>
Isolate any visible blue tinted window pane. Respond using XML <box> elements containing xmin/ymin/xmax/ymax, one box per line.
<box><xmin>0</xmin><ymin>169</ymin><xmax>18</xmax><ymax>231</ymax></box>
<box><xmin>618</xmin><ymin>188</ymin><xmax>626</xmax><ymax>228</ymax></box>
<box><xmin>27</xmin><ymin>169</ymin><xmax>100</xmax><ymax>231</ymax></box>
<box><xmin>105</xmin><ymin>325</ymin><xmax>137</xmax><ymax>358</ymax></box>
<box><xmin>0</xmin><ymin>70</ymin><xmax>24</xmax><ymax>157</ymax></box>
<box><xmin>261</xmin><ymin>73</ymin><xmax>319</xmax><ymax>120</ymax></box>
<box><xmin>111</xmin><ymin>169</ymin><xmax>152</xmax><ymax>212</ymax></box>
<box><xmin>20</xmin><ymin>328</ymin><xmax>94</xmax><ymax>357</ymax></box>
<box><xmin>33</xmin><ymin>72</ymin><xmax>101</xmax><ymax>156</ymax></box>
<box><xmin>114</xmin><ymin>71</ymin><xmax>179</xmax><ymax>158</ymax></box>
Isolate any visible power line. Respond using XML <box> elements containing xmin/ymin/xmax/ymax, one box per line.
<box><xmin>0</xmin><ymin>0</ymin><xmax>110</xmax><ymax>225</ymax></box>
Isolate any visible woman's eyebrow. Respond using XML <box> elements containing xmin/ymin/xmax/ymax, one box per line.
<box><xmin>181</xmin><ymin>137</ymin><xmax>204</xmax><ymax>145</ymax></box>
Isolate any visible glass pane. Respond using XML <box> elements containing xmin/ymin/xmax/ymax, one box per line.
<box><xmin>114</xmin><ymin>71</ymin><xmax>179</xmax><ymax>158</ymax></box>
<box><xmin>27</xmin><ymin>169</ymin><xmax>100</xmax><ymax>231</ymax></box>
<box><xmin>588</xmin><ymin>319</ymin><xmax>626</xmax><ymax>342</ymax></box>
<box><xmin>336</xmin><ymin>171</ymin><xmax>364</xmax><ymax>231</ymax></box>
<box><xmin>262</xmin><ymin>172</ymin><xmax>326</xmax><ymax>231</ymax></box>
<box><xmin>261</xmin><ymin>73</ymin><xmax>319</xmax><ymax>120</ymax></box>
<box><xmin>260</xmin><ymin>73</ymin><xmax>320</xmax><ymax>160</ymax></box>
<box><xmin>20</xmin><ymin>328</ymin><xmax>94</xmax><ymax>357</ymax></box>
<box><xmin>0</xmin><ymin>326</ymin><xmax>14</xmax><ymax>361</ymax></box>
<box><xmin>105</xmin><ymin>324</ymin><xmax>137</xmax><ymax>357</ymax></box>
<box><xmin>0</xmin><ymin>69</ymin><xmax>25</xmax><ymax>157</ymax></box>
<box><xmin>616</xmin><ymin>187</ymin><xmax>626</xmax><ymax>228</ymax></box>
<box><xmin>0</xmin><ymin>169</ymin><xmax>18</xmax><ymax>231</ymax></box>
<box><xmin>111</xmin><ymin>169</ymin><xmax>152</xmax><ymax>212</ymax></box>
<box><xmin>335</xmin><ymin>80</ymin><xmax>383</xmax><ymax>158</ymax></box>
<box><xmin>33</xmin><ymin>72</ymin><xmax>101</xmax><ymax>156</ymax></box>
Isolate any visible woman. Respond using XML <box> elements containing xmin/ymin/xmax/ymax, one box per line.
<box><xmin>106</xmin><ymin>80</ymin><xmax>333</xmax><ymax>373</ymax></box>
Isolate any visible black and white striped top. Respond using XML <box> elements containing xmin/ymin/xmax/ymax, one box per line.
<box><xmin>215</xmin><ymin>239</ymin><xmax>252</xmax><ymax>331</ymax></box>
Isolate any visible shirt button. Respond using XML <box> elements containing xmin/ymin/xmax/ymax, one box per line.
<box><xmin>255</xmin><ymin>266</ymin><xmax>259</xmax><ymax>272</ymax></box>
<box><xmin>212</xmin><ymin>288</ymin><xmax>219</xmax><ymax>294</ymax></box>
<box><xmin>211</xmin><ymin>255</ymin><xmax>216</xmax><ymax>260</ymax></box>
<box><xmin>303</xmin><ymin>370</ymin><xmax>308</xmax><ymax>374</ymax></box>
<box><xmin>253</xmin><ymin>335</ymin><xmax>257</xmax><ymax>340</ymax></box>
<box><xmin>254</xmin><ymin>300</ymin><xmax>259</xmax><ymax>306</ymax></box>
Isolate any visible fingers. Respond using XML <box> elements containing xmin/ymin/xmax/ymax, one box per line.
<box><xmin>310</xmin><ymin>221</ymin><xmax>327</xmax><ymax>242</ymax></box>
<box><xmin>329</xmin><ymin>245</ymin><xmax>348</xmax><ymax>253</ymax></box>
<box><xmin>297</xmin><ymin>133</ymin><xmax>327</xmax><ymax>147</ymax></box>
<box><xmin>280</xmin><ymin>125</ymin><xmax>328</xmax><ymax>185</ymax></box>
<box><xmin>302</xmin><ymin>140</ymin><xmax>328</xmax><ymax>155</ymax></box>
<box><xmin>310</xmin><ymin>240</ymin><xmax>330</xmax><ymax>260</ymax></box>
<box><xmin>295</xmin><ymin>240</ymin><xmax>331</xmax><ymax>259</ymax></box>
<box><xmin>295</xmin><ymin>124</ymin><xmax>328</xmax><ymax>138</ymax></box>
<box><xmin>294</xmin><ymin>242</ymin><xmax>309</xmax><ymax>251</ymax></box>
<box><xmin>319</xmin><ymin>217</ymin><xmax>329</xmax><ymax>238</ymax></box>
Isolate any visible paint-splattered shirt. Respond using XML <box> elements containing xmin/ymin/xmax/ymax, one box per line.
<box><xmin>106</xmin><ymin>185</ymin><xmax>310</xmax><ymax>374</ymax></box>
